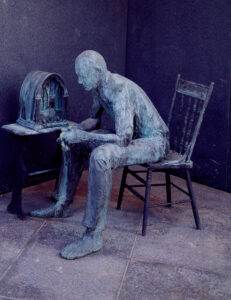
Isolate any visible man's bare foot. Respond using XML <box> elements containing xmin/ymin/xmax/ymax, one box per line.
<box><xmin>29</xmin><ymin>203</ymin><xmax>73</xmax><ymax>218</ymax></box>
<box><xmin>60</xmin><ymin>231</ymin><xmax>103</xmax><ymax>260</ymax></box>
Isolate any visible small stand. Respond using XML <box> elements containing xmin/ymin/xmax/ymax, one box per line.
<box><xmin>1</xmin><ymin>122</ymin><xmax>74</xmax><ymax>219</ymax></box>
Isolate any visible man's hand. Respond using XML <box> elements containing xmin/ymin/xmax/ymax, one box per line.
<box><xmin>57</xmin><ymin>123</ymin><xmax>85</xmax><ymax>149</ymax></box>
<box><xmin>57</xmin><ymin>126</ymin><xmax>121</xmax><ymax>149</ymax></box>
<box><xmin>57</xmin><ymin>128</ymin><xmax>89</xmax><ymax>150</ymax></box>
<box><xmin>57</xmin><ymin>131</ymin><xmax>71</xmax><ymax>151</ymax></box>
<box><xmin>57</xmin><ymin>130</ymin><xmax>79</xmax><ymax>151</ymax></box>
<box><xmin>57</xmin><ymin>131</ymin><xmax>73</xmax><ymax>144</ymax></box>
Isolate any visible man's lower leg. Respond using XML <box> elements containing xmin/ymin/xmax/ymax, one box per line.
<box><xmin>29</xmin><ymin>148</ymin><xmax>85</xmax><ymax>218</ymax></box>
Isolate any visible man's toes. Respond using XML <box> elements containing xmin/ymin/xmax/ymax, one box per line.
<box><xmin>29</xmin><ymin>206</ymin><xmax>56</xmax><ymax>218</ymax></box>
<box><xmin>60</xmin><ymin>236</ymin><xmax>103</xmax><ymax>260</ymax></box>
<box><xmin>29</xmin><ymin>204</ymin><xmax>72</xmax><ymax>218</ymax></box>
<box><xmin>60</xmin><ymin>243</ymin><xmax>79</xmax><ymax>260</ymax></box>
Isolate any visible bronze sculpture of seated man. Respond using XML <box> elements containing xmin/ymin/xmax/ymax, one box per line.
<box><xmin>30</xmin><ymin>50</ymin><xmax>169</xmax><ymax>259</ymax></box>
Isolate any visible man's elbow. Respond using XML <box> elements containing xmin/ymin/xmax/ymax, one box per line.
<box><xmin>119</xmin><ymin>132</ymin><xmax>133</xmax><ymax>147</ymax></box>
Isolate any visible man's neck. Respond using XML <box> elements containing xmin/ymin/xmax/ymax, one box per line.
<box><xmin>99</xmin><ymin>70</ymin><xmax>110</xmax><ymax>90</ymax></box>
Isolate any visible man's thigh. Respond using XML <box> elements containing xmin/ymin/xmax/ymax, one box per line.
<box><xmin>122</xmin><ymin>137</ymin><xmax>166</xmax><ymax>166</ymax></box>
<box><xmin>91</xmin><ymin>136</ymin><xmax>166</xmax><ymax>170</ymax></box>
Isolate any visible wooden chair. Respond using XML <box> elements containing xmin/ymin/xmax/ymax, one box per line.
<box><xmin>117</xmin><ymin>74</ymin><xmax>214</xmax><ymax>235</ymax></box>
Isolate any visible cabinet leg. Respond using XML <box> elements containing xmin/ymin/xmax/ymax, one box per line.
<box><xmin>8</xmin><ymin>136</ymin><xmax>28</xmax><ymax>219</ymax></box>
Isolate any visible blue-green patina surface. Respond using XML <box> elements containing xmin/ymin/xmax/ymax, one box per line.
<box><xmin>17</xmin><ymin>71</ymin><xmax>68</xmax><ymax>131</ymax></box>
<box><xmin>30</xmin><ymin>50</ymin><xmax>169</xmax><ymax>259</ymax></box>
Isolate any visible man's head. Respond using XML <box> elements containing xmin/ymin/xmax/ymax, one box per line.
<box><xmin>75</xmin><ymin>50</ymin><xmax>107</xmax><ymax>91</ymax></box>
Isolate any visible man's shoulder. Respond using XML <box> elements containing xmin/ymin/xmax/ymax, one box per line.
<box><xmin>107</xmin><ymin>73</ymin><xmax>128</xmax><ymax>93</ymax></box>
<box><xmin>109</xmin><ymin>73</ymin><xmax>146</xmax><ymax>96</ymax></box>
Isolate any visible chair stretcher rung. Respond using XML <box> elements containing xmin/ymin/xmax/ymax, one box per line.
<box><xmin>28</xmin><ymin>167</ymin><xmax>60</xmax><ymax>177</ymax></box>
<box><xmin>126</xmin><ymin>183</ymin><xmax>166</xmax><ymax>188</ymax></box>
<box><xmin>125</xmin><ymin>184</ymin><xmax>145</xmax><ymax>202</ymax></box>
<box><xmin>149</xmin><ymin>199</ymin><xmax>191</xmax><ymax>208</ymax></box>
<box><xmin>128</xmin><ymin>170</ymin><xmax>147</xmax><ymax>173</ymax></box>
<box><xmin>127</xmin><ymin>184</ymin><xmax>145</xmax><ymax>188</ymax></box>
<box><xmin>127</xmin><ymin>170</ymin><xmax>146</xmax><ymax>185</ymax></box>
<box><xmin>171</xmin><ymin>182</ymin><xmax>189</xmax><ymax>195</ymax></box>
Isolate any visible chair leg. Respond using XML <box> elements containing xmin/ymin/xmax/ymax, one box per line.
<box><xmin>165</xmin><ymin>170</ymin><xmax>172</xmax><ymax>207</ymax></box>
<box><xmin>117</xmin><ymin>166</ymin><xmax>128</xmax><ymax>210</ymax></box>
<box><xmin>142</xmin><ymin>168</ymin><xmax>152</xmax><ymax>236</ymax></box>
<box><xmin>185</xmin><ymin>169</ymin><xmax>201</xmax><ymax>230</ymax></box>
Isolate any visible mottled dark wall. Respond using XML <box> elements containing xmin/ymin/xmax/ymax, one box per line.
<box><xmin>0</xmin><ymin>0</ymin><xmax>128</xmax><ymax>193</ymax></box>
<box><xmin>1</xmin><ymin>0</ymin><xmax>230</xmax><ymax>194</ymax></box>
<box><xmin>126</xmin><ymin>0</ymin><xmax>231</xmax><ymax>191</ymax></box>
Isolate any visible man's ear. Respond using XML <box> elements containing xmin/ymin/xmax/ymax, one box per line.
<box><xmin>95</xmin><ymin>66</ymin><xmax>102</xmax><ymax>74</ymax></box>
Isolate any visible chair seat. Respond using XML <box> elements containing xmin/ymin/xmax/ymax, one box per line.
<box><xmin>147</xmin><ymin>150</ymin><xmax>193</xmax><ymax>169</ymax></box>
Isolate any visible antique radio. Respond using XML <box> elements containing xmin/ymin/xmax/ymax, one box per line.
<box><xmin>17</xmin><ymin>71</ymin><xmax>68</xmax><ymax>131</ymax></box>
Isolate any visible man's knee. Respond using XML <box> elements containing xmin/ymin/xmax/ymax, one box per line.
<box><xmin>90</xmin><ymin>146</ymin><xmax>111</xmax><ymax>171</ymax></box>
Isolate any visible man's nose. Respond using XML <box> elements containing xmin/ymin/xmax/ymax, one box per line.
<box><xmin>78</xmin><ymin>77</ymin><xmax>82</xmax><ymax>84</ymax></box>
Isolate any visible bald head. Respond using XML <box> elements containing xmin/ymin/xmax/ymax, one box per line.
<box><xmin>75</xmin><ymin>50</ymin><xmax>107</xmax><ymax>75</ymax></box>
<box><xmin>75</xmin><ymin>50</ymin><xmax>107</xmax><ymax>91</ymax></box>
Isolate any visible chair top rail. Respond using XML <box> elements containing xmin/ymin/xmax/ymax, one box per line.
<box><xmin>177</xmin><ymin>78</ymin><xmax>210</xmax><ymax>101</ymax></box>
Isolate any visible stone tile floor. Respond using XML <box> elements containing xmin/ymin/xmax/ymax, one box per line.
<box><xmin>0</xmin><ymin>169</ymin><xmax>230</xmax><ymax>300</ymax></box>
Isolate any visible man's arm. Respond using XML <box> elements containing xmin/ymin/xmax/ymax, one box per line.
<box><xmin>113</xmin><ymin>93</ymin><xmax>134</xmax><ymax>146</ymax></box>
<box><xmin>59</xmin><ymin>91</ymin><xmax>134</xmax><ymax>148</ymax></box>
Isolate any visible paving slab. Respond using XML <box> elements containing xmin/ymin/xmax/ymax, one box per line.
<box><xmin>38</xmin><ymin>202</ymin><xmax>142</xmax><ymax>236</ymax></box>
<box><xmin>128</xmin><ymin>172</ymin><xmax>231</xmax><ymax>233</ymax></box>
<box><xmin>0</xmin><ymin>168</ymin><xmax>231</xmax><ymax>300</ymax></box>
<box><xmin>44</xmin><ymin>218</ymin><xmax>138</xmax><ymax>259</ymax></box>
<box><xmin>0</xmin><ymin>212</ymin><xmax>44</xmax><ymax>279</ymax></box>
<box><xmin>119</xmin><ymin>260</ymin><xmax>231</xmax><ymax>300</ymax></box>
<box><xmin>145</xmin><ymin>203</ymin><xmax>231</xmax><ymax>234</ymax></box>
<box><xmin>56</xmin><ymin>207</ymin><xmax>142</xmax><ymax>233</ymax></box>
<box><xmin>103</xmin><ymin>226</ymin><xmax>137</xmax><ymax>258</ymax></box>
<box><xmin>0</xmin><ymin>221</ymin><xmax>130</xmax><ymax>300</ymax></box>
<box><xmin>132</xmin><ymin>221</ymin><xmax>231</xmax><ymax>274</ymax></box>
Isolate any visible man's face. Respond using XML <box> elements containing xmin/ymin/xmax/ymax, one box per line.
<box><xmin>75</xmin><ymin>61</ymin><xmax>100</xmax><ymax>91</ymax></box>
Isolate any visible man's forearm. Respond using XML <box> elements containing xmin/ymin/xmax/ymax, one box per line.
<box><xmin>69</xmin><ymin>129</ymin><xmax>120</xmax><ymax>145</ymax></box>
<box><xmin>59</xmin><ymin>128</ymin><xmax>131</xmax><ymax>150</ymax></box>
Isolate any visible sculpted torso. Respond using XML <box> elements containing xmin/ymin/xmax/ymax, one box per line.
<box><xmin>96</xmin><ymin>71</ymin><xmax>168</xmax><ymax>140</ymax></box>
<box><xmin>61</xmin><ymin>70</ymin><xmax>169</xmax><ymax>150</ymax></box>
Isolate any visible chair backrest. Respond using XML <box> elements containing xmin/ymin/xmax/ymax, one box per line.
<box><xmin>167</xmin><ymin>74</ymin><xmax>214</xmax><ymax>161</ymax></box>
